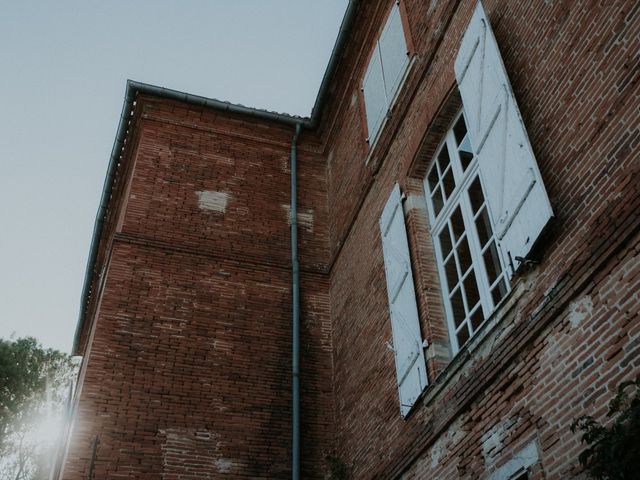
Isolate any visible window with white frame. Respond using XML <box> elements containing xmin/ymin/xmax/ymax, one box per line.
<box><xmin>378</xmin><ymin>0</ymin><xmax>554</xmax><ymax>414</ymax></box>
<box><xmin>424</xmin><ymin>111</ymin><xmax>509</xmax><ymax>352</ymax></box>
<box><xmin>422</xmin><ymin>0</ymin><xmax>555</xmax><ymax>353</ymax></box>
<box><xmin>362</xmin><ymin>2</ymin><xmax>410</xmax><ymax>146</ymax></box>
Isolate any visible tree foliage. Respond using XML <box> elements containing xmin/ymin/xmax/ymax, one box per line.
<box><xmin>0</xmin><ymin>337</ymin><xmax>74</xmax><ymax>480</ymax></box>
<box><xmin>571</xmin><ymin>378</ymin><xmax>640</xmax><ymax>480</ymax></box>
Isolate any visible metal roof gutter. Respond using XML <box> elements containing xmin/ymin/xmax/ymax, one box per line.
<box><xmin>72</xmin><ymin>0</ymin><xmax>358</xmax><ymax>354</ymax></box>
<box><xmin>127</xmin><ymin>80</ymin><xmax>311</xmax><ymax>128</ymax></box>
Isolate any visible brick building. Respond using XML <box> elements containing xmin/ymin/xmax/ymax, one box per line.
<box><xmin>56</xmin><ymin>0</ymin><xmax>639</xmax><ymax>478</ymax></box>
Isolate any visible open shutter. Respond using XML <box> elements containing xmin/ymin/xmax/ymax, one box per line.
<box><xmin>379</xmin><ymin>184</ymin><xmax>428</xmax><ymax>417</ymax></box>
<box><xmin>379</xmin><ymin>2</ymin><xmax>410</xmax><ymax>103</ymax></box>
<box><xmin>454</xmin><ymin>1</ymin><xmax>553</xmax><ymax>276</ymax></box>
<box><xmin>363</xmin><ymin>46</ymin><xmax>387</xmax><ymax>143</ymax></box>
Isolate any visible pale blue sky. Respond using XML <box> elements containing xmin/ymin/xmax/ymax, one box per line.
<box><xmin>0</xmin><ymin>1</ymin><xmax>347</xmax><ymax>353</ymax></box>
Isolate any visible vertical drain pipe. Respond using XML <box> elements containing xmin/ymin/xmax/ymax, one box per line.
<box><xmin>290</xmin><ymin>122</ymin><xmax>302</xmax><ymax>480</ymax></box>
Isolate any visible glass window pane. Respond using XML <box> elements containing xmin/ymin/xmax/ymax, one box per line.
<box><xmin>432</xmin><ymin>186</ymin><xmax>444</xmax><ymax>216</ymax></box>
<box><xmin>427</xmin><ymin>165</ymin><xmax>439</xmax><ymax>191</ymax></box>
<box><xmin>450</xmin><ymin>206</ymin><xmax>465</xmax><ymax>240</ymax></box>
<box><xmin>483</xmin><ymin>241</ymin><xmax>502</xmax><ymax>285</ymax></box>
<box><xmin>442</xmin><ymin>168</ymin><xmax>456</xmax><ymax>199</ymax></box>
<box><xmin>463</xmin><ymin>269</ymin><xmax>480</xmax><ymax>311</ymax></box>
<box><xmin>468</xmin><ymin>176</ymin><xmax>484</xmax><ymax>213</ymax></box>
<box><xmin>425</xmin><ymin>110</ymin><xmax>511</xmax><ymax>353</ymax></box>
<box><xmin>470</xmin><ymin>307</ymin><xmax>485</xmax><ymax>331</ymax></box>
<box><xmin>450</xmin><ymin>288</ymin><xmax>466</xmax><ymax>327</ymax></box>
<box><xmin>458</xmin><ymin>134</ymin><xmax>472</xmax><ymax>154</ymax></box>
<box><xmin>459</xmin><ymin>148</ymin><xmax>473</xmax><ymax>171</ymax></box>
<box><xmin>444</xmin><ymin>255</ymin><xmax>458</xmax><ymax>292</ymax></box>
<box><xmin>491</xmin><ymin>278</ymin><xmax>508</xmax><ymax>305</ymax></box>
<box><xmin>453</xmin><ymin>115</ymin><xmax>467</xmax><ymax>145</ymax></box>
<box><xmin>457</xmin><ymin>325</ymin><xmax>470</xmax><ymax>348</ymax></box>
<box><xmin>437</xmin><ymin>147</ymin><xmax>450</xmax><ymax>174</ymax></box>
<box><xmin>457</xmin><ymin>236</ymin><xmax>472</xmax><ymax>275</ymax></box>
<box><xmin>475</xmin><ymin>207</ymin><xmax>493</xmax><ymax>248</ymax></box>
<box><xmin>439</xmin><ymin>225</ymin><xmax>453</xmax><ymax>259</ymax></box>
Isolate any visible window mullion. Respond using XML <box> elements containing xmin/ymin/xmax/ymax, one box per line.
<box><xmin>447</xmin><ymin>120</ymin><xmax>464</xmax><ymax>183</ymax></box>
<box><xmin>432</xmin><ymin>221</ymin><xmax>461</xmax><ymax>353</ymax></box>
<box><xmin>460</xmin><ymin>186</ymin><xmax>493</xmax><ymax>321</ymax></box>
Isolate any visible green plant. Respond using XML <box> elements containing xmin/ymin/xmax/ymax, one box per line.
<box><xmin>0</xmin><ymin>336</ymin><xmax>74</xmax><ymax>480</ymax></box>
<box><xmin>571</xmin><ymin>378</ymin><xmax>640</xmax><ymax>480</ymax></box>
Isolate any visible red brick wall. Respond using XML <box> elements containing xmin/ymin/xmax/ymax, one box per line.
<box><xmin>63</xmin><ymin>0</ymin><xmax>639</xmax><ymax>478</ymax></box>
<box><xmin>62</xmin><ymin>100</ymin><xmax>334</xmax><ymax>478</ymax></box>
<box><xmin>325</xmin><ymin>0</ymin><xmax>640</xmax><ymax>477</ymax></box>
<box><xmin>119</xmin><ymin>96</ymin><xmax>329</xmax><ymax>271</ymax></box>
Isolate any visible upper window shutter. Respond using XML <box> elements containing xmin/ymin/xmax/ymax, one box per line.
<box><xmin>454</xmin><ymin>1</ymin><xmax>553</xmax><ymax>276</ymax></box>
<box><xmin>379</xmin><ymin>3</ymin><xmax>410</xmax><ymax>103</ymax></box>
<box><xmin>363</xmin><ymin>47</ymin><xmax>387</xmax><ymax>143</ymax></box>
<box><xmin>379</xmin><ymin>184</ymin><xmax>428</xmax><ymax>417</ymax></box>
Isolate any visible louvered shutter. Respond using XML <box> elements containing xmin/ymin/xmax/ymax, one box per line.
<box><xmin>363</xmin><ymin>47</ymin><xmax>387</xmax><ymax>143</ymax></box>
<box><xmin>454</xmin><ymin>1</ymin><xmax>553</xmax><ymax>276</ymax></box>
<box><xmin>379</xmin><ymin>2</ymin><xmax>410</xmax><ymax>103</ymax></box>
<box><xmin>380</xmin><ymin>184</ymin><xmax>428</xmax><ymax>417</ymax></box>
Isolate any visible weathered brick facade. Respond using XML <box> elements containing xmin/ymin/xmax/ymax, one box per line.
<box><xmin>60</xmin><ymin>0</ymin><xmax>639</xmax><ymax>478</ymax></box>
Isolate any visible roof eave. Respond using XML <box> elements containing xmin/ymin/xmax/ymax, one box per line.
<box><xmin>72</xmin><ymin>0</ymin><xmax>359</xmax><ymax>354</ymax></box>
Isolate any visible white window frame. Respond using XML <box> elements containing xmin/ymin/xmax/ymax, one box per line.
<box><xmin>362</xmin><ymin>1</ymin><xmax>410</xmax><ymax>147</ymax></box>
<box><xmin>423</xmin><ymin>110</ymin><xmax>510</xmax><ymax>353</ymax></box>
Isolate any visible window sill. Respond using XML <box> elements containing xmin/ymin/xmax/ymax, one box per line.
<box><xmin>418</xmin><ymin>271</ymin><xmax>535</xmax><ymax>410</ymax></box>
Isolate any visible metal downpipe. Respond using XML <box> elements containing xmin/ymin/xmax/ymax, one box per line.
<box><xmin>290</xmin><ymin>122</ymin><xmax>302</xmax><ymax>480</ymax></box>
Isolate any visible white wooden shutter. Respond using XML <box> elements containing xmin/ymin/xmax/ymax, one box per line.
<box><xmin>454</xmin><ymin>1</ymin><xmax>553</xmax><ymax>276</ymax></box>
<box><xmin>379</xmin><ymin>2</ymin><xmax>410</xmax><ymax>103</ymax></box>
<box><xmin>379</xmin><ymin>184</ymin><xmax>428</xmax><ymax>417</ymax></box>
<box><xmin>363</xmin><ymin>47</ymin><xmax>387</xmax><ymax>143</ymax></box>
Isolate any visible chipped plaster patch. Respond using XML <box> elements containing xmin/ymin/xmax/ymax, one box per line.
<box><xmin>404</xmin><ymin>193</ymin><xmax>427</xmax><ymax>212</ymax></box>
<box><xmin>568</xmin><ymin>295</ymin><xmax>593</xmax><ymax>328</ymax></box>
<box><xmin>282</xmin><ymin>204</ymin><xmax>314</xmax><ymax>232</ymax></box>
<box><xmin>481</xmin><ymin>417</ymin><xmax>521</xmax><ymax>472</ymax></box>
<box><xmin>196</xmin><ymin>190</ymin><xmax>230</xmax><ymax>213</ymax></box>
<box><xmin>488</xmin><ymin>440</ymin><xmax>539</xmax><ymax>480</ymax></box>
<box><xmin>428</xmin><ymin>417</ymin><xmax>465</xmax><ymax>471</ymax></box>
<box><xmin>481</xmin><ymin>422</ymin><xmax>505</xmax><ymax>467</ymax></box>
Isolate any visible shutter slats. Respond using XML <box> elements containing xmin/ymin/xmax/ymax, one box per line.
<box><xmin>454</xmin><ymin>1</ymin><xmax>553</xmax><ymax>275</ymax></box>
<box><xmin>363</xmin><ymin>2</ymin><xmax>410</xmax><ymax>146</ymax></box>
<box><xmin>379</xmin><ymin>3</ymin><xmax>410</xmax><ymax>103</ymax></box>
<box><xmin>380</xmin><ymin>184</ymin><xmax>428</xmax><ymax>417</ymax></box>
<box><xmin>363</xmin><ymin>47</ymin><xmax>387</xmax><ymax>143</ymax></box>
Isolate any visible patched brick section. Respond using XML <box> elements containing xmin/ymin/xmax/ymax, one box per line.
<box><xmin>159</xmin><ymin>428</ymin><xmax>243</xmax><ymax>478</ymax></box>
<box><xmin>195</xmin><ymin>190</ymin><xmax>230</xmax><ymax>213</ymax></box>
<box><xmin>281</xmin><ymin>204</ymin><xmax>315</xmax><ymax>233</ymax></box>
